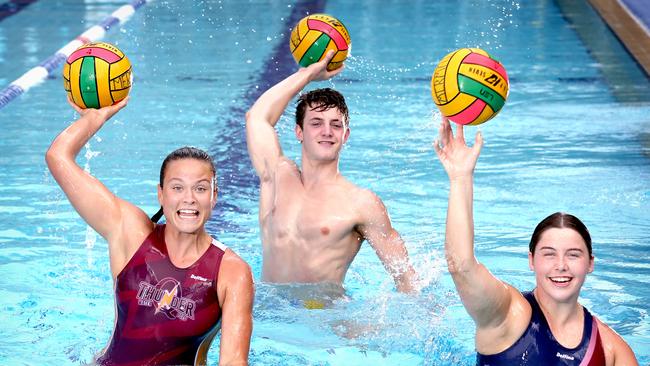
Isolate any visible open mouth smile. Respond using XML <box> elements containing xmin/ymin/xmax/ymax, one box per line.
<box><xmin>549</xmin><ymin>276</ymin><xmax>572</xmax><ymax>286</ymax></box>
<box><xmin>177</xmin><ymin>209</ymin><xmax>199</xmax><ymax>219</ymax></box>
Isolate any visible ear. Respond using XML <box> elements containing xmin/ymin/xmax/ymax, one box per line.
<box><xmin>295</xmin><ymin>124</ymin><xmax>304</xmax><ymax>143</ymax></box>
<box><xmin>157</xmin><ymin>184</ymin><xmax>163</xmax><ymax>205</ymax></box>
<box><xmin>588</xmin><ymin>255</ymin><xmax>594</xmax><ymax>274</ymax></box>
<box><xmin>528</xmin><ymin>252</ymin><xmax>534</xmax><ymax>271</ymax></box>
<box><xmin>211</xmin><ymin>185</ymin><xmax>218</xmax><ymax>208</ymax></box>
<box><xmin>343</xmin><ymin>125</ymin><xmax>351</xmax><ymax>144</ymax></box>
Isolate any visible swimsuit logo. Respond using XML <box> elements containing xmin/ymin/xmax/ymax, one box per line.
<box><xmin>136</xmin><ymin>278</ymin><xmax>196</xmax><ymax>321</ymax></box>
<box><xmin>556</xmin><ymin>352</ymin><xmax>575</xmax><ymax>361</ymax></box>
<box><xmin>190</xmin><ymin>274</ymin><xmax>210</xmax><ymax>283</ymax></box>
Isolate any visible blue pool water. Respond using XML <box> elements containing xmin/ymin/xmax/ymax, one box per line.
<box><xmin>1</xmin><ymin>1</ymin><xmax>649</xmax><ymax>365</ymax></box>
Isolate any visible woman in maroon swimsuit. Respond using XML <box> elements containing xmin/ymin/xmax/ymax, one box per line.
<box><xmin>46</xmin><ymin>97</ymin><xmax>254</xmax><ymax>365</ymax></box>
<box><xmin>433</xmin><ymin>118</ymin><xmax>637</xmax><ymax>365</ymax></box>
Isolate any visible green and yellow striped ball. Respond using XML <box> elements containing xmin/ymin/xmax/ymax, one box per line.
<box><xmin>431</xmin><ymin>48</ymin><xmax>509</xmax><ymax>125</ymax></box>
<box><xmin>290</xmin><ymin>14</ymin><xmax>351</xmax><ymax>71</ymax></box>
<box><xmin>63</xmin><ymin>42</ymin><xmax>132</xmax><ymax>109</ymax></box>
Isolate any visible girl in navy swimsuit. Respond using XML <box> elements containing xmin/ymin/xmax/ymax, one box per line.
<box><xmin>47</xmin><ymin>97</ymin><xmax>254</xmax><ymax>365</ymax></box>
<box><xmin>433</xmin><ymin>117</ymin><xmax>638</xmax><ymax>365</ymax></box>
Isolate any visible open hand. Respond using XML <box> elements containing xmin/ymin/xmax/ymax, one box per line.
<box><xmin>433</xmin><ymin>117</ymin><xmax>483</xmax><ymax>181</ymax></box>
<box><xmin>67</xmin><ymin>95</ymin><xmax>129</xmax><ymax>123</ymax></box>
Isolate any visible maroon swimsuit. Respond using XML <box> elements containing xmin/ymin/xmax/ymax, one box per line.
<box><xmin>96</xmin><ymin>224</ymin><xmax>226</xmax><ymax>366</ymax></box>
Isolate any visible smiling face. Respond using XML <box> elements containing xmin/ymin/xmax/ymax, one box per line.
<box><xmin>529</xmin><ymin>227</ymin><xmax>594</xmax><ymax>304</ymax></box>
<box><xmin>295</xmin><ymin>105</ymin><xmax>350</xmax><ymax>162</ymax></box>
<box><xmin>157</xmin><ymin>158</ymin><xmax>217</xmax><ymax>235</ymax></box>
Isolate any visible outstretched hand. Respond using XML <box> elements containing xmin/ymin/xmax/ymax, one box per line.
<box><xmin>433</xmin><ymin>117</ymin><xmax>483</xmax><ymax>181</ymax></box>
<box><xmin>67</xmin><ymin>95</ymin><xmax>129</xmax><ymax>123</ymax></box>
<box><xmin>306</xmin><ymin>50</ymin><xmax>344</xmax><ymax>81</ymax></box>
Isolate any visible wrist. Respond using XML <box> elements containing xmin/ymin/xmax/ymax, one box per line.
<box><xmin>449</xmin><ymin>174</ymin><xmax>474</xmax><ymax>184</ymax></box>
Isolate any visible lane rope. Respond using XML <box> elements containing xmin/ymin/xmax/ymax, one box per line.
<box><xmin>0</xmin><ymin>0</ymin><xmax>151</xmax><ymax>110</ymax></box>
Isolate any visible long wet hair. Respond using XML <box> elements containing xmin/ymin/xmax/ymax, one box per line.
<box><xmin>295</xmin><ymin>88</ymin><xmax>349</xmax><ymax>129</ymax></box>
<box><xmin>150</xmin><ymin>146</ymin><xmax>216</xmax><ymax>223</ymax></box>
<box><xmin>529</xmin><ymin>212</ymin><xmax>592</xmax><ymax>257</ymax></box>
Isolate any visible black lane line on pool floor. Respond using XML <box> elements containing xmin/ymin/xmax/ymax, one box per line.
<box><xmin>206</xmin><ymin>0</ymin><xmax>326</xmax><ymax>235</ymax></box>
<box><xmin>0</xmin><ymin>0</ymin><xmax>38</xmax><ymax>22</ymax></box>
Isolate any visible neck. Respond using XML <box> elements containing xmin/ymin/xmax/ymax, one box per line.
<box><xmin>300</xmin><ymin>155</ymin><xmax>341</xmax><ymax>188</ymax></box>
<box><xmin>533</xmin><ymin>287</ymin><xmax>582</xmax><ymax>326</ymax></box>
<box><xmin>163</xmin><ymin>225</ymin><xmax>210</xmax><ymax>259</ymax></box>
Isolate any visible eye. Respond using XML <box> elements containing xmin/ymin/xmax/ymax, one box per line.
<box><xmin>332</xmin><ymin>123</ymin><xmax>343</xmax><ymax>129</ymax></box>
<box><xmin>195</xmin><ymin>186</ymin><xmax>208</xmax><ymax>193</ymax></box>
<box><xmin>171</xmin><ymin>185</ymin><xmax>183</xmax><ymax>191</ymax></box>
<box><xmin>543</xmin><ymin>252</ymin><xmax>555</xmax><ymax>258</ymax></box>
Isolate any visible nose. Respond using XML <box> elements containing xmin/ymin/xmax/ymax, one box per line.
<box><xmin>321</xmin><ymin>123</ymin><xmax>333</xmax><ymax>136</ymax></box>
<box><xmin>182</xmin><ymin>188</ymin><xmax>196</xmax><ymax>203</ymax></box>
<box><xmin>555</xmin><ymin>255</ymin><xmax>568</xmax><ymax>271</ymax></box>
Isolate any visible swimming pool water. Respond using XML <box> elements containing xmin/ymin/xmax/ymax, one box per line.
<box><xmin>1</xmin><ymin>1</ymin><xmax>649</xmax><ymax>365</ymax></box>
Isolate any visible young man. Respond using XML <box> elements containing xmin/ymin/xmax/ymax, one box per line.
<box><xmin>246</xmin><ymin>51</ymin><xmax>417</xmax><ymax>294</ymax></box>
<box><xmin>47</xmin><ymin>98</ymin><xmax>254</xmax><ymax>365</ymax></box>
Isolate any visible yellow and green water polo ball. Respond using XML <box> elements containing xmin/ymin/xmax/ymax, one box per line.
<box><xmin>290</xmin><ymin>14</ymin><xmax>351</xmax><ymax>71</ymax></box>
<box><xmin>63</xmin><ymin>42</ymin><xmax>132</xmax><ymax>109</ymax></box>
<box><xmin>431</xmin><ymin>48</ymin><xmax>509</xmax><ymax>125</ymax></box>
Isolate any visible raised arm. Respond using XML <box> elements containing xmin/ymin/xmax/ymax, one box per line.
<box><xmin>216</xmin><ymin>251</ymin><xmax>254</xmax><ymax>366</ymax></box>
<box><xmin>434</xmin><ymin>118</ymin><xmax>518</xmax><ymax>330</ymax></box>
<box><xmin>245</xmin><ymin>51</ymin><xmax>343</xmax><ymax>178</ymax></box>
<box><xmin>46</xmin><ymin>98</ymin><xmax>152</xmax><ymax>274</ymax></box>
<box><xmin>358</xmin><ymin>190</ymin><xmax>418</xmax><ymax>294</ymax></box>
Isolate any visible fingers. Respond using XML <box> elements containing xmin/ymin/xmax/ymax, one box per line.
<box><xmin>114</xmin><ymin>96</ymin><xmax>129</xmax><ymax>110</ymax></box>
<box><xmin>433</xmin><ymin>138</ymin><xmax>442</xmax><ymax>156</ymax></box>
<box><xmin>67</xmin><ymin>95</ymin><xmax>83</xmax><ymax>114</ymax></box>
<box><xmin>473</xmin><ymin>130</ymin><xmax>484</xmax><ymax>156</ymax></box>
<box><xmin>457</xmin><ymin>123</ymin><xmax>465</xmax><ymax>141</ymax></box>
<box><xmin>313</xmin><ymin>50</ymin><xmax>335</xmax><ymax>69</ymax></box>
<box><xmin>440</xmin><ymin>116</ymin><xmax>451</xmax><ymax>147</ymax></box>
<box><xmin>323</xmin><ymin>49</ymin><xmax>336</xmax><ymax>63</ymax></box>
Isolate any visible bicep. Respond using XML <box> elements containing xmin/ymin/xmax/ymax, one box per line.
<box><xmin>359</xmin><ymin>195</ymin><xmax>416</xmax><ymax>292</ymax></box>
<box><xmin>245</xmin><ymin>117</ymin><xmax>283</xmax><ymax>178</ymax></box>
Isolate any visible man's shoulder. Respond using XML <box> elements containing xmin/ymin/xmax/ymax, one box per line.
<box><xmin>261</xmin><ymin>157</ymin><xmax>299</xmax><ymax>184</ymax></box>
<box><xmin>337</xmin><ymin>180</ymin><xmax>384</xmax><ymax>210</ymax></box>
<box><xmin>275</xmin><ymin>157</ymin><xmax>300</xmax><ymax>173</ymax></box>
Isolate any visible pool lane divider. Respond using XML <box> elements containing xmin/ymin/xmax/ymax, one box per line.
<box><xmin>0</xmin><ymin>0</ymin><xmax>151</xmax><ymax>110</ymax></box>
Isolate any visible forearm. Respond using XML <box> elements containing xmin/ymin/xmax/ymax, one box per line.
<box><xmin>46</xmin><ymin>114</ymin><xmax>105</xmax><ymax>164</ymax></box>
<box><xmin>247</xmin><ymin>67</ymin><xmax>314</xmax><ymax>127</ymax></box>
<box><xmin>395</xmin><ymin>265</ymin><xmax>418</xmax><ymax>294</ymax></box>
<box><xmin>445</xmin><ymin>175</ymin><xmax>478</xmax><ymax>275</ymax></box>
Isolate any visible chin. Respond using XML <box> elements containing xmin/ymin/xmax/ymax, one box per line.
<box><xmin>541</xmin><ymin>284</ymin><xmax>582</xmax><ymax>304</ymax></box>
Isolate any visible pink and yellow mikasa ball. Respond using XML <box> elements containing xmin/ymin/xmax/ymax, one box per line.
<box><xmin>431</xmin><ymin>48</ymin><xmax>509</xmax><ymax>125</ymax></box>
<box><xmin>290</xmin><ymin>14</ymin><xmax>351</xmax><ymax>71</ymax></box>
<box><xmin>63</xmin><ymin>42</ymin><xmax>132</xmax><ymax>109</ymax></box>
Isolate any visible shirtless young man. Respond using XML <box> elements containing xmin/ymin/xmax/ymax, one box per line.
<box><xmin>246</xmin><ymin>51</ymin><xmax>417</xmax><ymax>294</ymax></box>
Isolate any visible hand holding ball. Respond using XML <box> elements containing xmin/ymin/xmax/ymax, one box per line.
<box><xmin>290</xmin><ymin>14</ymin><xmax>351</xmax><ymax>71</ymax></box>
<box><xmin>63</xmin><ymin>42</ymin><xmax>132</xmax><ymax>109</ymax></box>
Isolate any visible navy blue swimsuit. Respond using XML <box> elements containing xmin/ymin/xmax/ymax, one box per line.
<box><xmin>476</xmin><ymin>291</ymin><xmax>606</xmax><ymax>366</ymax></box>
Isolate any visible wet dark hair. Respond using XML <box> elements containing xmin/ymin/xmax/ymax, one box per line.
<box><xmin>150</xmin><ymin>146</ymin><xmax>216</xmax><ymax>223</ymax></box>
<box><xmin>295</xmin><ymin>88</ymin><xmax>349</xmax><ymax>129</ymax></box>
<box><xmin>529</xmin><ymin>212</ymin><xmax>592</xmax><ymax>257</ymax></box>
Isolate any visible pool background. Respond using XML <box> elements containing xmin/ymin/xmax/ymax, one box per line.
<box><xmin>1</xmin><ymin>0</ymin><xmax>649</xmax><ymax>365</ymax></box>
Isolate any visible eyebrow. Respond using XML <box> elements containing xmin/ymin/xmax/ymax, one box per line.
<box><xmin>167</xmin><ymin>178</ymin><xmax>212</xmax><ymax>184</ymax></box>
<box><xmin>538</xmin><ymin>246</ymin><xmax>584</xmax><ymax>253</ymax></box>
